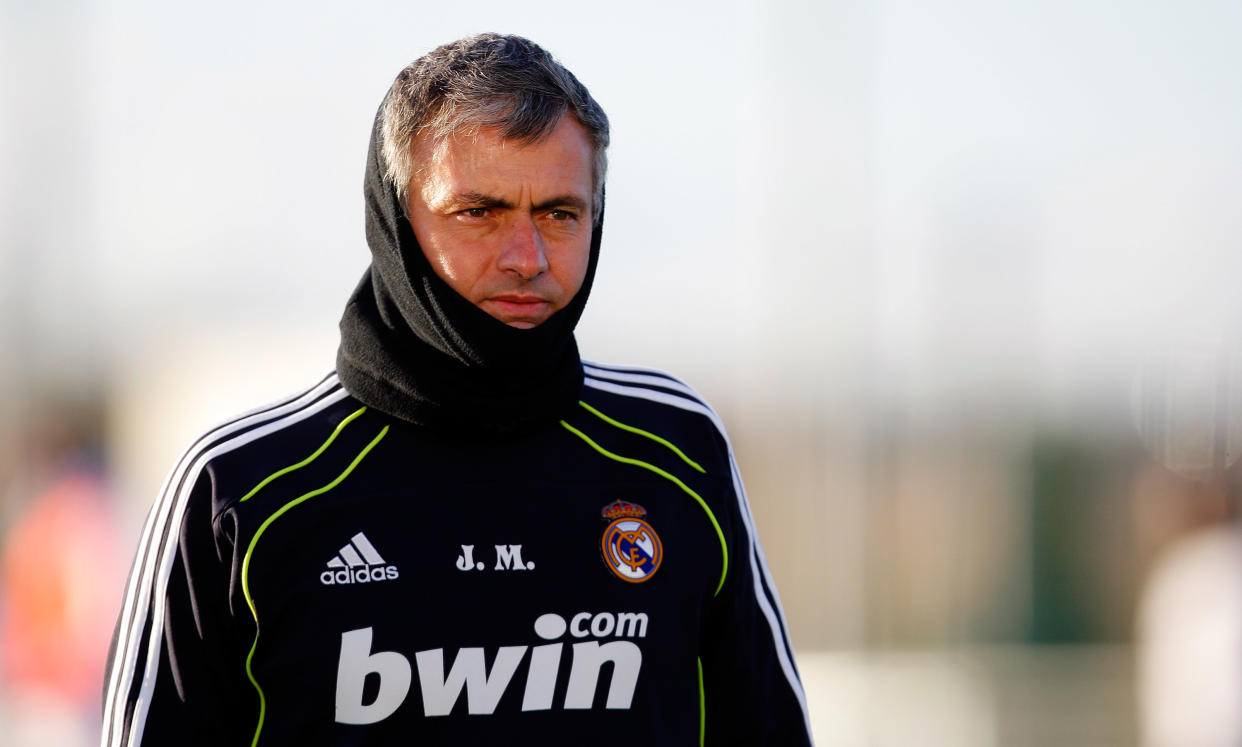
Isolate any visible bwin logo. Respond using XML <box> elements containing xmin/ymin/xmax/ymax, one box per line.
<box><xmin>334</xmin><ymin>611</ymin><xmax>649</xmax><ymax>724</ymax></box>
<box><xmin>320</xmin><ymin>532</ymin><xmax>399</xmax><ymax>585</ymax></box>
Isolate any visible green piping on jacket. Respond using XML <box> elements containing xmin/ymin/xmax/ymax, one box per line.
<box><xmin>578</xmin><ymin>400</ymin><xmax>706</xmax><ymax>473</ymax></box>
<box><xmin>239</xmin><ymin>406</ymin><xmax>368</xmax><ymax>503</ymax></box>
<box><xmin>240</xmin><ymin>424</ymin><xmax>389</xmax><ymax>747</ymax></box>
<box><xmin>698</xmin><ymin>656</ymin><xmax>706</xmax><ymax>747</ymax></box>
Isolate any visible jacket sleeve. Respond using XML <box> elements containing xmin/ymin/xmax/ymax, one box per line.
<box><xmin>101</xmin><ymin>460</ymin><xmax>254</xmax><ymax>747</ymax></box>
<box><xmin>700</xmin><ymin>450</ymin><xmax>815</xmax><ymax>746</ymax></box>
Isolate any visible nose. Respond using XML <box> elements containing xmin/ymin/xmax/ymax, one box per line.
<box><xmin>497</xmin><ymin>216</ymin><xmax>548</xmax><ymax>280</ymax></box>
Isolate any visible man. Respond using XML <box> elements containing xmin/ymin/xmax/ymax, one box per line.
<box><xmin>102</xmin><ymin>34</ymin><xmax>813</xmax><ymax>746</ymax></box>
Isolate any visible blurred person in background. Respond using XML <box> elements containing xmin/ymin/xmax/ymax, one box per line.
<box><xmin>1</xmin><ymin>472</ymin><xmax>120</xmax><ymax>703</ymax></box>
<box><xmin>100</xmin><ymin>33</ymin><xmax>811</xmax><ymax>746</ymax></box>
<box><xmin>1132</xmin><ymin>345</ymin><xmax>1242</xmax><ymax>746</ymax></box>
<box><xmin>1</xmin><ymin>422</ymin><xmax>123</xmax><ymax>747</ymax></box>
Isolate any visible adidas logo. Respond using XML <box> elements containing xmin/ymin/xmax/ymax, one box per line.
<box><xmin>321</xmin><ymin>532</ymin><xmax>399</xmax><ymax>585</ymax></box>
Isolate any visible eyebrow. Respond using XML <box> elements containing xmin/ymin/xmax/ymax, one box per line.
<box><xmin>451</xmin><ymin>190</ymin><xmax>589</xmax><ymax>213</ymax></box>
<box><xmin>452</xmin><ymin>191</ymin><xmax>512</xmax><ymax>210</ymax></box>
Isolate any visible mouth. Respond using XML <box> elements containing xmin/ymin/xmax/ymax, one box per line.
<box><xmin>483</xmin><ymin>295</ymin><xmax>553</xmax><ymax>328</ymax></box>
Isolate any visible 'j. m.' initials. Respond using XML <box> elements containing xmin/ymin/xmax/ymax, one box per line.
<box><xmin>456</xmin><ymin>544</ymin><xmax>535</xmax><ymax>572</ymax></box>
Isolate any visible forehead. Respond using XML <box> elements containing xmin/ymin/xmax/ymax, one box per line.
<box><xmin>410</xmin><ymin>117</ymin><xmax>593</xmax><ymax>196</ymax></box>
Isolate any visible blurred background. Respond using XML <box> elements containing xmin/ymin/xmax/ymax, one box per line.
<box><xmin>3</xmin><ymin>0</ymin><xmax>1241</xmax><ymax>744</ymax></box>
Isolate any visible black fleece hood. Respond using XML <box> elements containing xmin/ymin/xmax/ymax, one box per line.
<box><xmin>336</xmin><ymin>110</ymin><xmax>602</xmax><ymax>435</ymax></box>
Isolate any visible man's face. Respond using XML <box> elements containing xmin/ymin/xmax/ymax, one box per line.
<box><xmin>405</xmin><ymin>116</ymin><xmax>595</xmax><ymax>329</ymax></box>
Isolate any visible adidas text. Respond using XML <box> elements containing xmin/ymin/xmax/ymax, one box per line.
<box><xmin>321</xmin><ymin>532</ymin><xmax>399</xmax><ymax>585</ymax></box>
<box><xmin>321</xmin><ymin>566</ymin><xmax>400</xmax><ymax>585</ymax></box>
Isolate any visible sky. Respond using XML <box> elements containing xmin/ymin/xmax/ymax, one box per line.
<box><xmin>2</xmin><ymin>0</ymin><xmax>1240</xmax><ymax>422</ymax></box>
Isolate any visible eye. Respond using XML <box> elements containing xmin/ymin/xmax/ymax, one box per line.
<box><xmin>547</xmin><ymin>209</ymin><xmax>577</xmax><ymax>222</ymax></box>
<box><xmin>460</xmin><ymin>207</ymin><xmax>488</xmax><ymax>218</ymax></box>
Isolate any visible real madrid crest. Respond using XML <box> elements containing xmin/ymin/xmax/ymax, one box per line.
<box><xmin>600</xmin><ymin>500</ymin><xmax>662</xmax><ymax>583</ymax></box>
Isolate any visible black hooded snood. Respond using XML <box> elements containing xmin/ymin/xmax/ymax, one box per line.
<box><xmin>336</xmin><ymin>112</ymin><xmax>602</xmax><ymax>436</ymax></box>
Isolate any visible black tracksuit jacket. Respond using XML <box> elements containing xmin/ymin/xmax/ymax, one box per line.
<box><xmin>101</xmin><ymin>362</ymin><xmax>813</xmax><ymax>746</ymax></box>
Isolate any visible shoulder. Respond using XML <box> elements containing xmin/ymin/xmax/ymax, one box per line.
<box><xmin>583</xmin><ymin>361</ymin><xmax>723</xmax><ymax>423</ymax></box>
<box><xmin>161</xmin><ymin>372</ymin><xmax>363</xmax><ymax>519</ymax></box>
<box><xmin>580</xmin><ymin>360</ymin><xmax>733</xmax><ymax>455</ymax></box>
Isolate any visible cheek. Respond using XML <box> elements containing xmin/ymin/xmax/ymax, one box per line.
<box><xmin>428</xmin><ymin>249</ymin><xmax>462</xmax><ymax>284</ymax></box>
<box><xmin>557</xmin><ymin>236</ymin><xmax>593</xmax><ymax>297</ymax></box>
<box><xmin>421</xmin><ymin>233</ymin><xmax>484</xmax><ymax>296</ymax></box>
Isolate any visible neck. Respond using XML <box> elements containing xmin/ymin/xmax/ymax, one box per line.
<box><xmin>336</xmin><ymin>270</ymin><xmax>583</xmax><ymax>436</ymax></box>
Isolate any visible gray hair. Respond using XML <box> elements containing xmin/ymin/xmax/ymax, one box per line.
<box><xmin>381</xmin><ymin>33</ymin><xmax>610</xmax><ymax>221</ymax></box>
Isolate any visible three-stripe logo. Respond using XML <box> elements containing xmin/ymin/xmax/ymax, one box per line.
<box><xmin>321</xmin><ymin>532</ymin><xmax>399</xmax><ymax>585</ymax></box>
